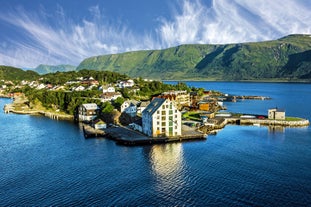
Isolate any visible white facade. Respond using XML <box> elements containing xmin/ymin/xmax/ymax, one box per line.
<box><xmin>102</xmin><ymin>86</ymin><xmax>115</xmax><ymax>93</ymax></box>
<box><xmin>142</xmin><ymin>98</ymin><xmax>182</xmax><ymax>137</ymax></box>
<box><xmin>78</xmin><ymin>103</ymin><xmax>98</xmax><ymax>121</ymax></box>
<box><xmin>118</xmin><ymin>79</ymin><xmax>135</xmax><ymax>88</ymax></box>
<box><xmin>101</xmin><ymin>92</ymin><xmax>122</xmax><ymax>102</ymax></box>
<box><xmin>121</xmin><ymin>101</ymin><xmax>137</xmax><ymax>117</ymax></box>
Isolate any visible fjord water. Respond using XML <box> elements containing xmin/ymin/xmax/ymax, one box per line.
<box><xmin>1</xmin><ymin>82</ymin><xmax>311</xmax><ymax>206</ymax></box>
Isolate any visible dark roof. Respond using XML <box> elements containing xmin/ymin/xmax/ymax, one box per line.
<box><xmin>133</xmin><ymin>118</ymin><xmax>142</xmax><ymax>126</ymax></box>
<box><xmin>142</xmin><ymin>98</ymin><xmax>166</xmax><ymax>115</ymax></box>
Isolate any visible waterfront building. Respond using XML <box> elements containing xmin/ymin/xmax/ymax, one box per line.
<box><xmin>78</xmin><ymin>103</ymin><xmax>99</xmax><ymax>122</ymax></box>
<box><xmin>142</xmin><ymin>98</ymin><xmax>182</xmax><ymax>137</ymax></box>
<box><xmin>93</xmin><ymin>119</ymin><xmax>107</xmax><ymax>129</ymax></box>
<box><xmin>268</xmin><ymin>108</ymin><xmax>286</xmax><ymax>120</ymax></box>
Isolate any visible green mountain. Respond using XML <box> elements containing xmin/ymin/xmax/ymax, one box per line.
<box><xmin>33</xmin><ymin>64</ymin><xmax>76</xmax><ymax>74</ymax></box>
<box><xmin>0</xmin><ymin>65</ymin><xmax>39</xmax><ymax>81</ymax></box>
<box><xmin>77</xmin><ymin>34</ymin><xmax>311</xmax><ymax>81</ymax></box>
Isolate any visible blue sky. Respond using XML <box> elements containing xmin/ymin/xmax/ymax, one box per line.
<box><xmin>0</xmin><ymin>0</ymin><xmax>310</xmax><ymax>68</ymax></box>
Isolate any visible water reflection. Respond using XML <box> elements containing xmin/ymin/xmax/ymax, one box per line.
<box><xmin>268</xmin><ymin>125</ymin><xmax>285</xmax><ymax>133</ymax></box>
<box><xmin>148</xmin><ymin>143</ymin><xmax>186</xmax><ymax>197</ymax></box>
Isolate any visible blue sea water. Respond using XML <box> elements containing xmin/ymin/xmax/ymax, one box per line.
<box><xmin>1</xmin><ymin>82</ymin><xmax>311</xmax><ymax>206</ymax></box>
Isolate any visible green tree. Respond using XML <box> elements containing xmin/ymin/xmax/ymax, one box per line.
<box><xmin>113</xmin><ymin>97</ymin><xmax>125</xmax><ymax>109</ymax></box>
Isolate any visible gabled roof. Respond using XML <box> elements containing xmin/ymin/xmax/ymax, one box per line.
<box><xmin>142</xmin><ymin>98</ymin><xmax>166</xmax><ymax>115</ymax></box>
<box><xmin>82</xmin><ymin>103</ymin><xmax>98</xmax><ymax>110</ymax></box>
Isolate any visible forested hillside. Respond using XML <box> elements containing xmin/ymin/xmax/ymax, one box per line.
<box><xmin>0</xmin><ymin>66</ymin><xmax>39</xmax><ymax>81</ymax></box>
<box><xmin>77</xmin><ymin>34</ymin><xmax>311</xmax><ymax>81</ymax></box>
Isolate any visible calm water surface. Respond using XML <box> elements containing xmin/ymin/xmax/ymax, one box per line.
<box><xmin>1</xmin><ymin>82</ymin><xmax>311</xmax><ymax>206</ymax></box>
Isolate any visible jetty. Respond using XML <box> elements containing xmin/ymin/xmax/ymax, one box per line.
<box><xmin>200</xmin><ymin>116</ymin><xmax>310</xmax><ymax>134</ymax></box>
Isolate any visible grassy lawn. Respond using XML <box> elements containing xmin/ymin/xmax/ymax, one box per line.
<box><xmin>285</xmin><ymin>117</ymin><xmax>302</xmax><ymax>121</ymax></box>
<box><xmin>182</xmin><ymin>111</ymin><xmax>202</xmax><ymax>121</ymax></box>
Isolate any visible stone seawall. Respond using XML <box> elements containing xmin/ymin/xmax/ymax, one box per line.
<box><xmin>239</xmin><ymin>118</ymin><xmax>310</xmax><ymax>127</ymax></box>
<box><xmin>200</xmin><ymin>117</ymin><xmax>310</xmax><ymax>134</ymax></box>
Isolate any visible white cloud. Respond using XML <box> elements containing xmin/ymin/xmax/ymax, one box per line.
<box><xmin>158</xmin><ymin>0</ymin><xmax>311</xmax><ymax>46</ymax></box>
<box><xmin>0</xmin><ymin>0</ymin><xmax>310</xmax><ymax>68</ymax></box>
<box><xmin>0</xmin><ymin>6</ymin><xmax>159</xmax><ymax>68</ymax></box>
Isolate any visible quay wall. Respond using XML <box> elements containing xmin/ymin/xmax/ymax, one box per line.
<box><xmin>239</xmin><ymin>118</ymin><xmax>310</xmax><ymax>127</ymax></box>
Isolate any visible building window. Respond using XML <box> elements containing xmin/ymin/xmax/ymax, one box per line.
<box><xmin>157</xmin><ymin>111</ymin><xmax>160</xmax><ymax>114</ymax></box>
<box><xmin>162</xmin><ymin>122</ymin><xmax>166</xmax><ymax>126</ymax></box>
<box><xmin>162</xmin><ymin>111</ymin><xmax>166</xmax><ymax>115</ymax></box>
<box><xmin>169</xmin><ymin>110</ymin><xmax>173</xmax><ymax>115</ymax></box>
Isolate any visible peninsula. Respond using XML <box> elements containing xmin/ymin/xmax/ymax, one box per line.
<box><xmin>1</xmin><ymin>68</ymin><xmax>309</xmax><ymax>146</ymax></box>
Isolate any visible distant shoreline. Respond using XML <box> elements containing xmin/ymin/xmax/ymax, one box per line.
<box><xmin>162</xmin><ymin>79</ymin><xmax>311</xmax><ymax>83</ymax></box>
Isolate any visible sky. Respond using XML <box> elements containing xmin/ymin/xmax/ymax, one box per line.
<box><xmin>0</xmin><ymin>0</ymin><xmax>310</xmax><ymax>68</ymax></box>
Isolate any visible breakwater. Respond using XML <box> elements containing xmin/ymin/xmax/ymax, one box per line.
<box><xmin>200</xmin><ymin>117</ymin><xmax>310</xmax><ymax>134</ymax></box>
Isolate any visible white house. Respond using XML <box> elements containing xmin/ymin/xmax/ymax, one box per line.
<box><xmin>78</xmin><ymin>103</ymin><xmax>98</xmax><ymax>122</ymax></box>
<box><xmin>73</xmin><ymin>85</ymin><xmax>85</xmax><ymax>91</ymax></box>
<box><xmin>101</xmin><ymin>92</ymin><xmax>122</xmax><ymax>102</ymax></box>
<box><xmin>102</xmin><ymin>86</ymin><xmax>115</xmax><ymax>93</ymax></box>
<box><xmin>142</xmin><ymin>98</ymin><xmax>182</xmax><ymax>137</ymax></box>
<box><xmin>117</xmin><ymin>79</ymin><xmax>135</xmax><ymax>88</ymax></box>
<box><xmin>121</xmin><ymin>101</ymin><xmax>138</xmax><ymax>117</ymax></box>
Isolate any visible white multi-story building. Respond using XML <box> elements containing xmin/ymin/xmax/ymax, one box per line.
<box><xmin>142</xmin><ymin>98</ymin><xmax>182</xmax><ymax>137</ymax></box>
<box><xmin>78</xmin><ymin>103</ymin><xmax>98</xmax><ymax>122</ymax></box>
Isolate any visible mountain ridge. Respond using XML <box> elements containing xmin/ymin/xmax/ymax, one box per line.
<box><xmin>77</xmin><ymin>34</ymin><xmax>311</xmax><ymax>81</ymax></box>
<box><xmin>33</xmin><ymin>64</ymin><xmax>76</xmax><ymax>74</ymax></box>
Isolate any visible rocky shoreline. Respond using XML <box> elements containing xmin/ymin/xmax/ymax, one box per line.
<box><xmin>3</xmin><ymin>96</ymin><xmax>74</xmax><ymax>121</ymax></box>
